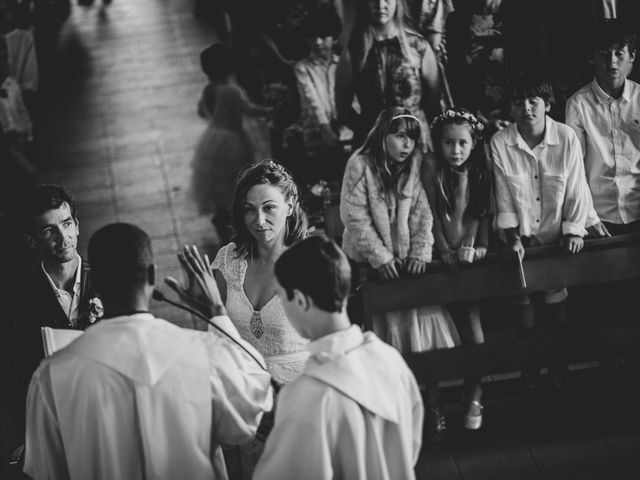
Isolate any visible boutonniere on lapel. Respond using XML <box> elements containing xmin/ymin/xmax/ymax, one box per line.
<box><xmin>88</xmin><ymin>297</ymin><xmax>104</xmax><ymax>324</ymax></box>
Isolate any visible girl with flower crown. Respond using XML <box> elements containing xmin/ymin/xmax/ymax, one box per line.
<box><xmin>422</xmin><ymin>108</ymin><xmax>491</xmax><ymax>431</ymax></box>
<box><xmin>340</xmin><ymin>106</ymin><xmax>460</xmax><ymax>441</ymax></box>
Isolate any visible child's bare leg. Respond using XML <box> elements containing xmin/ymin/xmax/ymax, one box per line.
<box><xmin>450</xmin><ymin>302</ymin><xmax>484</xmax><ymax>427</ymax></box>
<box><xmin>424</xmin><ymin>381</ymin><xmax>447</xmax><ymax>441</ymax></box>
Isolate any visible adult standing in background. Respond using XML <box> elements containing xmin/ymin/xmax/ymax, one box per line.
<box><xmin>446</xmin><ymin>0</ymin><xmax>546</xmax><ymax>135</ymax></box>
<box><xmin>338</xmin><ymin>0</ymin><xmax>441</xmax><ymax>148</ymax></box>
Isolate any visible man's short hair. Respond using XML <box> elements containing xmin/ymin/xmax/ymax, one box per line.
<box><xmin>302</xmin><ymin>6</ymin><xmax>342</xmax><ymax>40</ymax></box>
<box><xmin>22</xmin><ymin>184</ymin><xmax>77</xmax><ymax>232</ymax></box>
<box><xmin>592</xmin><ymin>20</ymin><xmax>637</xmax><ymax>54</ymax></box>
<box><xmin>275</xmin><ymin>235</ymin><xmax>350</xmax><ymax>313</ymax></box>
<box><xmin>505</xmin><ymin>72</ymin><xmax>555</xmax><ymax>106</ymax></box>
<box><xmin>88</xmin><ymin>223</ymin><xmax>153</xmax><ymax>298</ymax></box>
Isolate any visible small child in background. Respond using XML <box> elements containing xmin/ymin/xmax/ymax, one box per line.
<box><xmin>190</xmin><ymin>43</ymin><xmax>272</xmax><ymax>242</ymax></box>
<box><xmin>293</xmin><ymin>6</ymin><xmax>346</xmax><ymax>183</ymax></box>
<box><xmin>422</xmin><ymin>108</ymin><xmax>490</xmax><ymax>430</ymax></box>
<box><xmin>0</xmin><ymin>33</ymin><xmax>35</xmax><ymax>181</ymax></box>
<box><xmin>0</xmin><ymin>0</ymin><xmax>38</xmax><ymax>109</ymax></box>
<box><xmin>491</xmin><ymin>74</ymin><xmax>596</xmax><ymax>385</ymax></box>
<box><xmin>340</xmin><ymin>106</ymin><xmax>459</xmax><ymax>442</ymax></box>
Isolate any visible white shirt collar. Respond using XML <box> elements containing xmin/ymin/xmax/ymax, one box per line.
<box><xmin>591</xmin><ymin>78</ymin><xmax>631</xmax><ymax>103</ymax></box>
<box><xmin>41</xmin><ymin>254</ymin><xmax>82</xmax><ymax>298</ymax></box>
<box><xmin>507</xmin><ymin>116</ymin><xmax>559</xmax><ymax>150</ymax></box>
<box><xmin>309</xmin><ymin>325</ymin><xmax>363</xmax><ymax>363</ymax></box>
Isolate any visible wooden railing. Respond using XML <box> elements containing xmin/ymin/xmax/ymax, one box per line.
<box><xmin>358</xmin><ymin>233</ymin><xmax>640</xmax><ymax>383</ymax></box>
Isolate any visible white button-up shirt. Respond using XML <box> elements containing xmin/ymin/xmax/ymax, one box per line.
<box><xmin>491</xmin><ymin>117</ymin><xmax>595</xmax><ymax>244</ymax></box>
<box><xmin>41</xmin><ymin>255</ymin><xmax>82</xmax><ymax>324</ymax></box>
<box><xmin>565</xmin><ymin>79</ymin><xmax>640</xmax><ymax>224</ymax></box>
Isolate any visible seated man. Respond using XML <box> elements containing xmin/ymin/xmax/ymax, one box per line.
<box><xmin>253</xmin><ymin>235</ymin><xmax>424</xmax><ymax>480</ymax></box>
<box><xmin>566</xmin><ymin>21</ymin><xmax>640</xmax><ymax>235</ymax></box>
<box><xmin>23</xmin><ymin>223</ymin><xmax>273</xmax><ymax>480</ymax></box>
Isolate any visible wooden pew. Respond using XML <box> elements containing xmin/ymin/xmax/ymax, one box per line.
<box><xmin>359</xmin><ymin>233</ymin><xmax>640</xmax><ymax>384</ymax></box>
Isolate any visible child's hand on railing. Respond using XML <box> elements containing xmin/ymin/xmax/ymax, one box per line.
<box><xmin>474</xmin><ymin>246</ymin><xmax>488</xmax><ymax>260</ymax></box>
<box><xmin>377</xmin><ymin>258</ymin><xmax>402</xmax><ymax>282</ymax></box>
<box><xmin>405</xmin><ymin>258</ymin><xmax>426</xmax><ymax>276</ymax></box>
<box><xmin>441</xmin><ymin>249</ymin><xmax>459</xmax><ymax>272</ymax></box>
<box><xmin>563</xmin><ymin>235</ymin><xmax>584</xmax><ymax>254</ymax></box>
<box><xmin>586</xmin><ymin>222</ymin><xmax>611</xmax><ymax>238</ymax></box>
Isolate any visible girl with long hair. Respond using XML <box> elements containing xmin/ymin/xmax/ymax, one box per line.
<box><xmin>423</xmin><ymin>108</ymin><xmax>491</xmax><ymax>430</ymax></box>
<box><xmin>340</xmin><ymin>106</ymin><xmax>459</xmax><ymax>441</ymax></box>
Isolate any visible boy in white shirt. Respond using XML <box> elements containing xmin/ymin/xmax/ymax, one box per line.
<box><xmin>491</xmin><ymin>74</ymin><xmax>597</xmax><ymax>383</ymax></box>
<box><xmin>566</xmin><ymin>21</ymin><xmax>640</xmax><ymax>235</ymax></box>
<box><xmin>253</xmin><ymin>235</ymin><xmax>424</xmax><ymax>480</ymax></box>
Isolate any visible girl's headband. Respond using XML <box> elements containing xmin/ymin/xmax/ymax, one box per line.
<box><xmin>392</xmin><ymin>114</ymin><xmax>421</xmax><ymax>123</ymax></box>
<box><xmin>431</xmin><ymin>109</ymin><xmax>484</xmax><ymax>136</ymax></box>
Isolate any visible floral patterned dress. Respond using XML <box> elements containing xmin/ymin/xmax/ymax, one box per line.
<box><xmin>354</xmin><ymin>32</ymin><xmax>432</xmax><ymax>148</ymax></box>
<box><xmin>463</xmin><ymin>12</ymin><xmax>506</xmax><ymax>119</ymax></box>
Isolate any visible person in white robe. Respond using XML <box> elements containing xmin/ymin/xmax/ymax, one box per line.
<box><xmin>23</xmin><ymin>223</ymin><xmax>273</xmax><ymax>480</ymax></box>
<box><xmin>253</xmin><ymin>235</ymin><xmax>424</xmax><ymax>480</ymax></box>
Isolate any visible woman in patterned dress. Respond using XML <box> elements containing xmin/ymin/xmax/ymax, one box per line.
<box><xmin>209</xmin><ymin>160</ymin><xmax>309</xmax><ymax>479</ymax></box>
<box><xmin>338</xmin><ymin>0</ymin><xmax>442</xmax><ymax>147</ymax></box>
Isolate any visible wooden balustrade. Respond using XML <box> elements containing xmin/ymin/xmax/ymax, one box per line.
<box><xmin>358</xmin><ymin>233</ymin><xmax>640</xmax><ymax>383</ymax></box>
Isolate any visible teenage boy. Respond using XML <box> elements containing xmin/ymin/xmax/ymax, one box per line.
<box><xmin>253</xmin><ymin>235</ymin><xmax>424</xmax><ymax>480</ymax></box>
<box><xmin>491</xmin><ymin>74</ymin><xmax>596</xmax><ymax>363</ymax></box>
<box><xmin>566</xmin><ymin>21</ymin><xmax>640</xmax><ymax>235</ymax></box>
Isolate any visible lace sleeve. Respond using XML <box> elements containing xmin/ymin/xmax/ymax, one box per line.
<box><xmin>211</xmin><ymin>243</ymin><xmax>233</xmax><ymax>277</ymax></box>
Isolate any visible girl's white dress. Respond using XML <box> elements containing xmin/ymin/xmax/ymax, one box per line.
<box><xmin>341</xmin><ymin>152</ymin><xmax>460</xmax><ymax>353</ymax></box>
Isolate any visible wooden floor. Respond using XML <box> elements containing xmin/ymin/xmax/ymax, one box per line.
<box><xmin>2</xmin><ymin>1</ymin><xmax>639</xmax><ymax>479</ymax></box>
<box><xmin>419</xmin><ymin>370</ymin><xmax>640</xmax><ymax>480</ymax></box>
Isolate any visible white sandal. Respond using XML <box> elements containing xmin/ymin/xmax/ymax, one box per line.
<box><xmin>463</xmin><ymin>400</ymin><xmax>483</xmax><ymax>430</ymax></box>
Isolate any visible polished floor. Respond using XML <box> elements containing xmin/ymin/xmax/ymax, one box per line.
<box><xmin>36</xmin><ymin>0</ymin><xmax>220</xmax><ymax>327</ymax></box>
<box><xmin>2</xmin><ymin>1</ymin><xmax>640</xmax><ymax>479</ymax></box>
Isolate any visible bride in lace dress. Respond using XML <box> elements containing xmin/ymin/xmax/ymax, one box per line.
<box><xmin>211</xmin><ymin>161</ymin><xmax>309</xmax><ymax>479</ymax></box>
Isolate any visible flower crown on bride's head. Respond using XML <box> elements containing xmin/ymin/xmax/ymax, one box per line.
<box><xmin>431</xmin><ymin>109</ymin><xmax>485</xmax><ymax>138</ymax></box>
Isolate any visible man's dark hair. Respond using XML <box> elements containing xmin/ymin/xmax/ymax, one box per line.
<box><xmin>303</xmin><ymin>6</ymin><xmax>342</xmax><ymax>40</ymax></box>
<box><xmin>88</xmin><ymin>223</ymin><xmax>153</xmax><ymax>299</ymax></box>
<box><xmin>592</xmin><ymin>20</ymin><xmax>637</xmax><ymax>54</ymax></box>
<box><xmin>22</xmin><ymin>184</ymin><xmax>77</xmax><ymax>232</ymax></box>
<box><xmin>275</xmin><ymin>235</ymin><xmax>350</xmax><ymax>313</ymax></box>
<box><xmin>505</xmin><ymin>72</ymin><xmax>555</xmax><ymax>106</ymax></box>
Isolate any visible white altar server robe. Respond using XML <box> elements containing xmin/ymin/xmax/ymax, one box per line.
<box><xmin>253</xmin><ymin>325</ymin><xmax>424</xmax><ymax>480</ymax></box>
<box><xmin>24</xmin><ymin>313</ymin><xmax>273</xmax><ymax>480</ymax></box>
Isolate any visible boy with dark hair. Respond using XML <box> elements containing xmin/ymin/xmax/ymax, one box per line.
<box><xmin>566</xmin><ymin>20</ymin><xmax>640</xmax><ymax>235</ymax></box>
<box><xmin>254</xmin><ymin>235</ymin><xmax>424</xmax><ymax>480</ymax></box>
<box><xmin>491</xmin><ymin>74</ymin><xmax>597</xmax><ymax>382</ymax></box>
<box><xmin>5</xmin><ymin>184</ymin><xmax>97</xmax><ymax>464</ymax></box>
